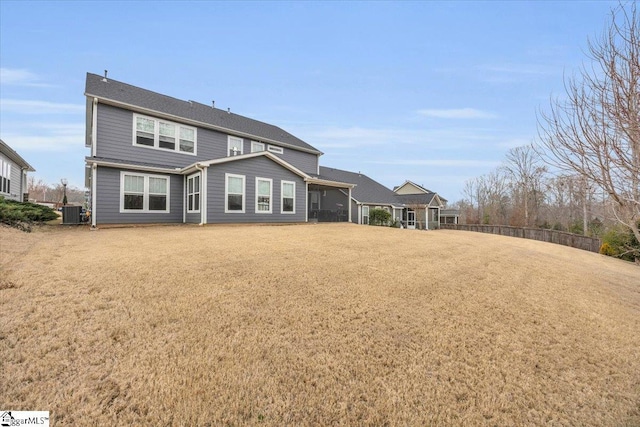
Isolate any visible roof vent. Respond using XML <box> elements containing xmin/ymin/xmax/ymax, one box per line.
<box><xmin>227</xmin><ymin>107</ymin><xmax>231</xmax><ymax>114</ymax></box>
<box><xmin>102</xmin><ymin>70</ymin><xmax>108</xmax><ymax>82</ymax></box>
<box><xmin>212</xmin><ymin>100</ymin><xmax>215</xmax><ymax>108</ymax></box>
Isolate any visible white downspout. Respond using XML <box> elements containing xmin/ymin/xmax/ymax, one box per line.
<box><xmin>348</xmin><ymin>187</ymin><xmax>352</xmax><ymax>222</ymax></box>
<box><xmin>305</xmin><ymin>181</ymin><xmax>309</xmax><ymax>222</ymax></box>
<box><xmin>194</xmin><ymin>164</ymin><xmax>206</xmax><ymax>225</ymax></box>
<box><xmin>91</xmin><ymin>163</ymin><xmax>97</xmax><ymax>228</ymax></box>
<box><xmin>91</xmin><ymin>98</ymin><xmax>98</xmax><ymax>157</ymax></box>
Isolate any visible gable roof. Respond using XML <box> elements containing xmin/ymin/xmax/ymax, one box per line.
<box><xmin>85</xmin><ymin>72</ymin><xmax>322</xmax><ymax>155</ymax></box>
<box><xmin>317</xmin><ymin>167</ymin><xmax>402</xmax><ymax>206</ymax></box>
<box><xmin>0</xmin><ymin>139</ymin><xmax>35</xmax><ymax>171</ymax></box>
<box><xmin>393</xmin><ymin>180</ymin><xmax>432</xmax><ymax>194</ymax></box>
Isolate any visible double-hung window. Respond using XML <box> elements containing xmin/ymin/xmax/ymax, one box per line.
<box><xmin>134</xmin><ymin>114</ymin><xmax>196</xmax><ymax>154</ymax></box>
<box><xmin>255</xmin><ymin>178</ymin><xmax>272</xmax><ymax>213</ymax></box>
<box><xmin>281</xmin><ymin>181</ymin><xmax>295</xmax><ymax>214</ymax></box>
<box><xmin>228</xmin><ymin>136</ymin><xmax>243</xmax><ymax>156</ymax></box>
<box><xmin>187</xmin><ymin>173</ymin><xmax>200</xmax><ymax>213</ymax></box>
<box><xmin>121</xmin><ymin>172</ymin><xmax>170</xmax><ymax>213</ymax></box>
<box><xmin>0</xmin><ymin>159</ymin><xmax>10</xmax><ymax>194</ymax></box>
<box><xmin>362</xmin><ymin>206</ymin><xmax>369</xmax><ymax>225</ymax></box>
<box><xmin>225</xmin><ymin>173</ymin><xmax>245</xmax><ymax>213</ymax></box>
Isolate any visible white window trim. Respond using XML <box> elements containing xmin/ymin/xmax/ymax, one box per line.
<box><xmin>132</xmin><ymin>113</ymin><xmax>197</xmax><ymax>156</ymax></box>
<box><xmin>267</xmin><ymin>145</ymin><xmax>284</xmax><ymax>154</ymax></box>
<box><xmin>255</xmin><ymin>177</ymin><xmax>273</xmax><ymax>214</ymax></box>
<box><xmin>187</xmin><ymin>173</ymin><xmax>201</xmax><ymax>213</ymax></box>
<box><xmin>362</xmin><ymin>205</ymin><xmax>370</xmax><ymax>225</ymax></box>
<box><xmin>225</xmin><ymin>173</ymin><xmax>245</xmax><ymax>213</ymax></box>
<box><xmin>251</xmin><ymin>141</ymin><xmax>265</xmax><ymax>153</ymax></box>
<box><xmin>228</xmin><ymin>136</ymin><xmax>244</xmax><ymax>156</ymax></box>
<box><xmin>281</xmin><ymin>180</ymin><xmax>296</xmax><ymax>214</ymax></box>
<box><xmin>119</xmin><ymin>171</ymin><xmax>170</xmax><ymax>213</ymax></box>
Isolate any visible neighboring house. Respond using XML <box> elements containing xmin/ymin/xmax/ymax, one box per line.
<box><xmin>316</xmin><ymin>168</ymin><xmax>455</xmax><ymax>229</ymax></box>
<box><xmin>0</xmin><ymin>139</ymin><xmax>35</xmax><ymax>202</ymax></box>
<box><xmin>84</xmin><ymin>72</ymin><xmax>354</xmax><ymax>227</ymax></box>
<box><xmin>392</xmin><ymin>180</ymin><xmax>448</xmax><ymax>230</ymax></box>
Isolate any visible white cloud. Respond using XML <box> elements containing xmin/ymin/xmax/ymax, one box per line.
<box><xmin>417</xmin><ymin>108</ymin><xmax>498</xmax><ymax>119</ymax></box>
<box><xmin>1</xmin><ymin>123</ymin><xmax>84</xmax><ymax>152</ymax></box>
<box><xmin>0</xmin><ymin>99</ymin><xmax>84</xmax><ymax>114</ymax></box>
<box><xmin>0</xmin><ymin>68</ymin><xmax>53</xmax><ymax>87</ymax></box>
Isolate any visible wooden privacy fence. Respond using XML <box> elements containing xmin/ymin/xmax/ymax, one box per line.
<box><xmin>439</xmin><ymin>224</ymin><xmax>602</xmax><ymax>253</ymax></box>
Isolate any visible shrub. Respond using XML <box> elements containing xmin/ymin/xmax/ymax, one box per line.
<box><xmin>0</xmin><ymin>197</ymin><xmax>58</xmax><ymax>231</ymax></box>
<box><xmin>369</xmin><ymin>208</ymin><xmax>392</xmax><ymax>226</ymax></box>
<box><xmin>600</xmin><ymin>223</ymin><xmax>640</xmax><ymax>262</ymax></box>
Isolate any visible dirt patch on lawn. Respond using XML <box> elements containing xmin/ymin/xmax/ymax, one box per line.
<box><xmin>1</xmin><ymin>223</ymin><xmax>639</xmax><ymax>426</ymax></box>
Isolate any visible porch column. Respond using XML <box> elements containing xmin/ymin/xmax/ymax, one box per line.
<box><xmin>348</xmin><ymin>187</ymin><xmax>352</xmax><ymax>222</ymax></box>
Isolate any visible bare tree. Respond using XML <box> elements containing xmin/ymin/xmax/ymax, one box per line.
<box><xmin>538</xmin><ymin>2</ymin><xmax>640</xmax><ymax>246</ymax></box>
<box><xmin>504</xmin><ymin>145</ymin><xmax>547</xmax><ymax>227</ymax></box>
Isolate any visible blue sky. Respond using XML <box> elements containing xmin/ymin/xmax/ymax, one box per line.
<box><xmin>0</xmin><ymin>1</ymin><xmax>617</xmax><ymax>202</ymax></box>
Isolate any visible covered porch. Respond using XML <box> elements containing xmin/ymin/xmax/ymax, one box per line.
<box><xmin>306</xmin><ymin>178</ymin><xmax>355</xmax><ymax>223</ymax></box>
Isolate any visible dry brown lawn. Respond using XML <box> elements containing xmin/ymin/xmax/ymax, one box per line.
<box><xmin>1</xmin><ymin>223</ymin><xmax>639</xmax><ymax>426</ymax></box>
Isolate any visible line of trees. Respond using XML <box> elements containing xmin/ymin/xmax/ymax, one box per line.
<box><xmin>27</xmin><ymin>177</ymin><xmax>86</xmax><ymax>206</ymax></box>
<box><xmin>453</xmin><ymin>3</ymin><xmax>639</xmax><ymax>260</ymax></box>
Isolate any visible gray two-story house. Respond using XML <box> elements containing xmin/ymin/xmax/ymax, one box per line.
<box><xmin>85</xmin><ymin>72</ymin><xmax>357</xmax><ymax>227</ymax></box>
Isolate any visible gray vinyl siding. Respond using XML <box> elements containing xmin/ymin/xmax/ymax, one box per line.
<box><xmin>206</xmin><ymin>156</ymin><xmax>306</xmax><ymax>223</ymax></box>
<box><xmin>95</xmin><ymin>104</ymin><xmax>318</xmax><ymax>172</ymax></box>
<box><xmin>185</xmin><ymin>211</ymin><xmax>201</xmax><ymax>223</ymax></box>
<box><xmin>95</xmin><ymin>166</ymin><xmax>183</xmax><ymax>224</ymax></box>
<box><xmin>0</xmin><ymin>154</ymin><xmax>24</xmax><ymax>201</ymax></box>
<box><xmin>351</xmin><ymin>200</ymin><xmax>358</xmax><ymax>224</ymax></box>
<box><xmin>275</xmin><ymin>147</ymin><xmax>318</xmax><ymax>174</ymax></box>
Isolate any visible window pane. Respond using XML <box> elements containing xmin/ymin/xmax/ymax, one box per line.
<box><xmin>159</xmin><ymin>135</ymin><xmax>176</xmax><ymax>149</ymax></box>
<box><xmin>283</xmin><ymin>197</ymin><xmax>294</xmax><ymax>212</ymax></box>
<box><xmin>228</xmin><ymin>176</ymin><xmax>242</xmax><ymax>194</ymax></box>
<box><xmin>136</xmin><ymin>132</ymin><xmax>154</xmax><ymax>146</ymax></box>
<box><xmin>188</xmin><ymin>194</ymin><xmax>193</xmax><ymax>211</ymax></box>
<box><xmin>136</xmin><ymin>117</ymin><xmax>154</xmax><ymax>132</ymax></box>
<box><xmin>188</xmin><ymin>178</ymin><xmax>193</xmax><ymax>193</ymax></box>
<box><xmin>180</xmin><ymin>127</ymin><xmax>194</xmax><ymax>140</ymax></box>
<box><xmin>258</xmin><ymin>180</ymin><xmax>270</xmax><ymax>196</ymax></box>
<box><xmin>229</xmin><ymin>138</ymin><xmax>242</xmax><ymax>156</ymax></box>
<box><xmin>159</xmin><ymin>122</ymin><xmax>175</xmax><ymax>137</ymax></box>
<box><xmin>282</xmin><ymin>183</ymin><xmax>294</xmax><ymax>198</ymax></box>
<box><xmin>180</xmin><ymin>139</ymin><xmax>194</xmax><ymax>153</ymax></box>
<box><xmin>251</xmin><ymin>142</ymin><xmax>264</xmax><ymax>152</ymax></box>
<box><xmin>149</xmin><ymin>177</ymin><xmax>167</xmax><ymax>194</ymax></box>
<box><xmin>194</xmin><ymin>176</ymin><xmax>200</xmax><ymax>192</ymax></box>
<box><xmin>228</xmin><ymin>194</ymin><xmax>243</xmax><ymax>210</ymax></box>
<box><xmin>124</xmin><ymin>175</ymin><xmax>144</xmax><ymax>192</ymax></box>
<box><xmin>194</xmin><ymin>193</ymin><xmax>200</xmax><ymax>210</ymax></box>
<box><xmin>149</xmin><ymin>195</ymin><xmax>167</xmax><ymax>210</ymax></box>
<box><xmin>258</xmin><ymin>195</ymin><xmax>270</xmax><ymax>211</ymax></box>
<box><xmin>124</xmin><ymin>194</ymin><xmax>144</xmax><ymax>210</ymax></box>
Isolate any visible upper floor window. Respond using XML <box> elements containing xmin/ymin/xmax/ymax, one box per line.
<box><xmin>120</xmin><ymin>172</ymin><xmax>170</xmax><ymax>213</ymax></box>
<box><xmin>134</xmin><ymin>114</ymin><xmax>196</xmax><ymax>155</ymax></box>
<box><xmin>228</xmin><ymin>136</ymin><xmax>243</xmax><ymax>156</ymax></box>
<box><xmin>251</xmin><ymin>141</ymin><xmax>265</xmax><ymax>153</ymax></box>
<box><xmin>267</xmin><ymin>145</ymin><xmax>284</xmax><ymax>154</ymax></box>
